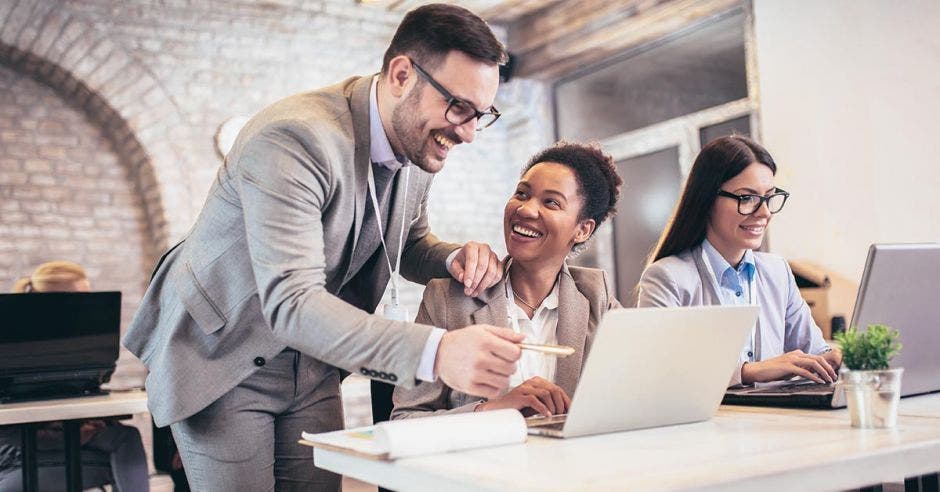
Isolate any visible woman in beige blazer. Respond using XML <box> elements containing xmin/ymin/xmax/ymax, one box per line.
<box><xmin>392</xmin><ymin>141</ymin><xmax>623</xmax><ymax>419</ymax></box>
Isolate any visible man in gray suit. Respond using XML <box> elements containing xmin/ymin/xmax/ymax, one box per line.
<box><xmin>123</xmin><ymin>4</ymin><xmax>524</xmax><ymax>490</ymax></box>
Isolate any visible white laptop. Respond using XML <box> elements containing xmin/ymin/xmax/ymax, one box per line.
<box><xmin>527</xmin><ymin>305</ymin><xmax>758</xmax><ymax>438</ymax></box>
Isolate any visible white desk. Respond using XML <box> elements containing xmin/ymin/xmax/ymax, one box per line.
<box><xmin>0</xmin><ymin>390</ymin><xmax>149</xmax><ymax>492</ymax></box>
<box><xmin>314</xmin><ymin>397</ymin><xmax>940</xmax><ymax>492</ymax></box>
<box><xmin>0</xmin><ymin>390</ymin><xmax>149</xmax><ymax>425</ymax></box>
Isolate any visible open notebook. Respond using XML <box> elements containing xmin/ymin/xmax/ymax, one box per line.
<box><xmin>300</xmin><ymin>409</ymin><xmax>527</xmax><ymax>460</ymax></box>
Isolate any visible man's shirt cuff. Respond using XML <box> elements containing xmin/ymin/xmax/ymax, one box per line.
<box><xmin>416</xmin><ymin>327</ymin><xmax>446</xmax><ymax>382</ymax></box>
<box><xmin>729</xmin><ymin>361</ymin><xmax>745</xmax><ymax>387</ymax></box>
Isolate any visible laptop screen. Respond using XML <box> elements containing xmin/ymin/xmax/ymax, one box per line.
<box><xmin>0</xmin><ymin>291</ymin><xmax>121</xmax><ymax>375</ymax></box>
<box><xmin>850</xmin><ymin>244</ymin><xmax>940</xmax><ymax>397</ymax></box>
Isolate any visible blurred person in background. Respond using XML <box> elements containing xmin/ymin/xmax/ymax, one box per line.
<box><xmin>0</xmin><ymin>261</ymin><xmax>149</xmax><ymax>492</ymax></box>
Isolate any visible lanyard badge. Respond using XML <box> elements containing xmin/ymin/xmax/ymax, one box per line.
<box><xmin>368</xmin><ymin>163</ymin><xmax>412</xmax><ymax>321</ymax></box>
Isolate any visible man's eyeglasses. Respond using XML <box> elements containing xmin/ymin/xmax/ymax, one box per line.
<box><xmin>410</xmin><ymin>60</ymin><xmax>500</xmax><ymax>131</ymax></box>
<box><xmin>717</xmin><ymin>188</ymin><xmax>790</xmax><ymax>215</ymax></box>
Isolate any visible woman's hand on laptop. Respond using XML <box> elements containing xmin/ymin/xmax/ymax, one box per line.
<box><xmin>475</xmin><ymin>376</ymin><xmax>571</xmax><ymax>417</ymax></box>
<box><xmin>823</xmin><ymin>347</ymin><xmax>843</xmax><ymax>373</ymax></box>
<box><xmin>741</xmin><ymin>349</ymin><xmax>838</xmax><ymax>384</ymax></box>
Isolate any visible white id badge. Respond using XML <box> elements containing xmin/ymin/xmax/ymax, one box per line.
<box><xmin>382</xmin><ymin>303</ymin><xmax>410</xmax><ymax>322</ymax></box>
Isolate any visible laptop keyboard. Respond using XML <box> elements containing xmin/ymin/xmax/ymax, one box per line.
<box><xmin>525</xmin><ymin>414</ymin><xmax>567</xmax><ymax>430</ymax></box>
<box><xmin>751</xmin><ymin>382</ymin><xmax>835</xmax><ymax>394</ymax></box>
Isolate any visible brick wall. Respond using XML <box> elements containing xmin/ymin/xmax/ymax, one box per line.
<box><xmin>0</xmin><ymin>62</ymin><xmax>152</xmax><ymax>376</ymax></box>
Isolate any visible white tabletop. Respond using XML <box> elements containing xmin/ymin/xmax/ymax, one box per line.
<box><xmin>0</xmin><ymin>390</ymin><xmax>149</xmax><ymax>425</ymax></box>
<box><xmin>315</xmin><ymin>396</ymin><xmax>940</xmax><ymax>492</ymax></box>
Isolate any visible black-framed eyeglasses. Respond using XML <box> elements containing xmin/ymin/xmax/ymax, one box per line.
<box><xmin>717</xmin><ymin>188</ymin><xmax>790</xmax><ymax>215</ymax></box>
<box><xmin>410</xmin><ymin>60</ymin><xmax>501</xmax><ymax>131</ymax></box>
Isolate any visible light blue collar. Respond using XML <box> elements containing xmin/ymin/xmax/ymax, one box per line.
<box><xmin>369</xmin><ymin>75</ymin><xmax>408</xmax><ymax>171</ymax></box>
<box><xmin>702</xmin><ymin>238</ymin><xmax>755</xmax><ymax>283</ymax></box>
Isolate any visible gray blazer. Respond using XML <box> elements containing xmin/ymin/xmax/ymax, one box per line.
<box><xmin>123</xmin><ymin>76</ymin><xmax>459</xmax><ymax>427</ymax></box>
<box><xmin>637</xmin><ymin>244</ymin><xmax>829</xmax><ymax>385</ymax></box>
<box><xmin>391</xmin><ymin>264</ymin><xmax>620</xmax><ymax>419</ymax></box>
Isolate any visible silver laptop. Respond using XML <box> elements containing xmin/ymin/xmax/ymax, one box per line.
<box><xmin>852</xmin><ymin>243</ymin><xmax>940</xmax><ymax>397</ymax></box>
<box><xmin>722</xmin><ymin>243</ymin><xmax>940</xmax><ymax>408</ymax></box>
<box><xmin>527</xmin><ymin>305</ymin><xmax>757</xmax><ymax>438</ymax></box>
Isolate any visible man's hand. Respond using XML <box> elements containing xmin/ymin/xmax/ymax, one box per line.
<box><xmin>741</xmin><ymin>349</ymin><xmax>838</xmax><ymax>384</ymax></box>
<box><xmin>476</xmin><ymin>376</ymin><xmax>571</xmax><ymax>417</ymax></box>
<box><xmin>449</xmin><ymin>241</ymin><xmax>504</xmax><ymax>297</ymax></box>
<box><xmin>435</xmin><ymin>325</ymin><xmax>523</xmax><ymax>398</ymax></box>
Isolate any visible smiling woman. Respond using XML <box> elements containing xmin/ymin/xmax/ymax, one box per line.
<box><xmin>391</xmin><ymin>141</ymin><xmax>624</xmax><ymax>420</ymax></box>
<box><xmin>637</xmin><ymin>135</ymin><xmax>842</xmax><ymax>387</ymax></box>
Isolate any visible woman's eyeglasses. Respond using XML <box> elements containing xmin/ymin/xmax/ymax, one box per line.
<box><xmin>717</xmin><ymin>188</ymin><xmax>790</xmax><ymax>215</ymax></box>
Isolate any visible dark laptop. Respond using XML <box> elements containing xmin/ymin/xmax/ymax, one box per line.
<box><xmin>723</xmin><ymin>243</ymin><xmax>940</xmax><ymax>409</ymax></box>
<box><xmin>0</xmin><ymin>291</ymin><xmax>121</xmax><ymax>403</ymax></box>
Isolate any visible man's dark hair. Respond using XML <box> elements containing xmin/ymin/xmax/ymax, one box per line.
<box><xmin>382</xmin><ymin>3</ymin><xmax>507</xmax><ymax>73</ymax></box>
<box><xmin>522</xmin><ymin>141</ymin><xmax>623</xmax><ymax>231</ymax></box>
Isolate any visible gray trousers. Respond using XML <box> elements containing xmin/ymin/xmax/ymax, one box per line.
<box><xmin>170</xmin><ymin>349</ymin><xmax>344</xmax><ymax>491</ymax></box>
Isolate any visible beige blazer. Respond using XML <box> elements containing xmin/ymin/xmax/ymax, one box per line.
<box><xmin>391</xmin><ymin>263</ymin><xmax>620</xmax><ymax>419</ymax></box>
<box><xmin>123</xmin><ymin>76</ymin><xmax>459</xmax><ymax>426</ymax></box>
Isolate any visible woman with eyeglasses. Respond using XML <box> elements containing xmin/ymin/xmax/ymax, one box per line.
<box><xmin>638</xmin><ymin>135</ymin><xmax>841</xmax><ymax>386</ymax></box>
<box><xmin>391</xmin><ymin>141</ymin><xmax>622</xmax><ymax>419</ymax></box>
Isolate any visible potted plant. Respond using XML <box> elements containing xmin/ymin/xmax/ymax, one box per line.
<box><xmin>835</xmin><ymin>324</ymin><xmax>903</xmax><ymax>428</ymax></box>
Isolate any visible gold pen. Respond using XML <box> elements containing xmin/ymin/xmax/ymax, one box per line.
<box><xmin>518</xmin><ymin>343</ymin><xmax>575</xmax><ymax>358</ymax></box>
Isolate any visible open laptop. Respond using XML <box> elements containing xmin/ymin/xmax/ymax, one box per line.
<box><xmin>0</xmin><ymin>291</ymin><xmax>121</xmax><ymax>403</ymax></box>
<box><xmin>722</xmin><ymin>243</ymin><xmax>940</xmax><ymax>408</ymax></box>
<box><xmin>526</xmin><ymin>305</ymin><xmax>757</xmax><ymax>438</ymax></box>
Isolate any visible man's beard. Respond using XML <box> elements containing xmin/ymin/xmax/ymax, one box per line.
<box><xmin>391</xmin><ymin>88</ymin><xmax>441</xmax><ymax>173</ymax></box>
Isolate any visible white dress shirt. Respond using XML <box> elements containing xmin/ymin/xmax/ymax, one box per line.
<box><xmin>506</xmin><ymin>278</ymin><xmax>560</xmax><ymax>387</ymax></box>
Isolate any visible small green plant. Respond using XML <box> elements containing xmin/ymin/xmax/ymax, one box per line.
<box><xmin>835</xmin><ymin>324</ymin><xmax>902</xmax><ymax>371</ymax></box>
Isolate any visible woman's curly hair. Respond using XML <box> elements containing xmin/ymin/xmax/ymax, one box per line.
<box><xmin>522</xmin><ymin>140</ymin><xmax>622</xmax><ymax>230</ymax></box>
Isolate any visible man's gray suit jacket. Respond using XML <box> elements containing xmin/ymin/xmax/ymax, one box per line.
<box><xmin>124</xmin><ymin>76</ymin><xmax>459</xmax><ymax>427</ymax></box>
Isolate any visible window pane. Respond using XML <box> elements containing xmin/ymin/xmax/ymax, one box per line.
<box><xmin>699</xmin><ymin>115</ymin><xmax>751</xmax><ymax>147</ymax></box>
<box><xmin>611</xmin><ymin>146</ymin><xmax>682</xmax><ymax>305</ymax></box>
<box><xmin>556</xmin><ymin>12</ymin><xmax>747</xmax><ymax>141</ymax></box>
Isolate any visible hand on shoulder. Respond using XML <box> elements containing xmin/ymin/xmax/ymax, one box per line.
<box><xmin>448</xmin><ymin>242</ymin><xmax>505</xmax><ymax>297</ymax></box>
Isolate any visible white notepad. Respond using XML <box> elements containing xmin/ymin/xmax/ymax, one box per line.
<box><xmin>300</xmin><ymin>408</ymin><xmax>527</xmax><ymax>460</ymax></box>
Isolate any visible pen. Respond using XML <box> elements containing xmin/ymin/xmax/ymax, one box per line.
<box><xmin>518</xmin><ymin>343</ymin><xmax>575</xmax><ymax>358</ymax></box>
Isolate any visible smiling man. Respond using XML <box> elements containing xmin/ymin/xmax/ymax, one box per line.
<box><xmin>122</xmin><ymin>4</ymin><xmax>524</xmax><ymax>490</ymax></box>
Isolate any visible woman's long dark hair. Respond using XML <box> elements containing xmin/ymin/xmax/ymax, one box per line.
<box><xmin>649</xmin><ymin>135</ymin><xmax>777</xmax><ymax>263</ymax></box>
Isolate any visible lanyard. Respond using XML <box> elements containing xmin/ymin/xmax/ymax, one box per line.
<box><xmin>701</xmin><ymin>248</ymin><xmax>759</xmax><ymax>361</ymax></box>
<box><xmin>367</xmin><ymin>163</ymin><xmax>410</xmax><ymax>306</ymax></box>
